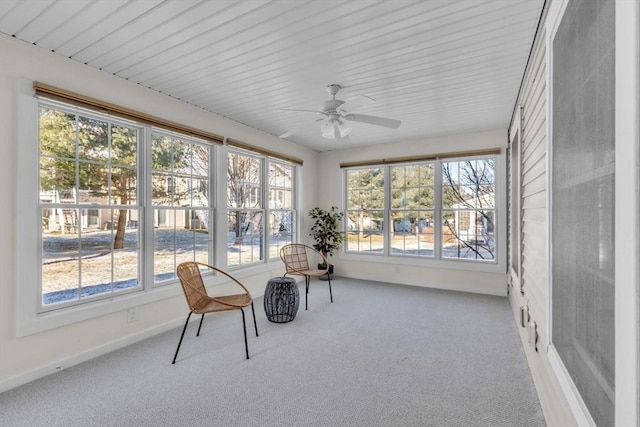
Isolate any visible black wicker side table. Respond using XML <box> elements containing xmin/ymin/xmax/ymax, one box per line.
<box><xmin>264</xmin><ymin>277</ymin><xmax>299</xmax><ymax>323</ymax></box>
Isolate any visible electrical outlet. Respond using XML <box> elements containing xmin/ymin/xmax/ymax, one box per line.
<box><xmin>127</xmin><ymin>308</ymin><xmax>138</xmax><ymax>323</ymax></box>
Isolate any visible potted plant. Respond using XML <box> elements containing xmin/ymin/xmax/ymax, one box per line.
<box><xmin>309</xmin><ymin>206</ymin><xmax>345</xmax><ymax>280</ymax></box>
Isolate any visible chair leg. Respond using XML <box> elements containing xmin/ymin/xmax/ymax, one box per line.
<box><xmin>240</xmin><ymin>308</ymin><xmax>249</xmax><ymax>359</ymax></box>
<box><xmin>172</xmin><ymin>311</ymin><xmax>193</xmax><ymax>365</ymax></box>
<box><xmin>250</xmin><ymin>302</ymin><xmax>259</xmax><ymax>337</ymax></box>
<box><xmin>305</xmin><ymin>275</ymin><xmax>310</xmax><ymax>310</ymax></box>
<box><xmin>196</xmin><ymin>313</ymin><xmax>205</xmax><ymax>336</ymax></box>
<box><xmin>328</xmin><ymin>275</ymin><xmax>333</xmax><ymax>303</ymax></box>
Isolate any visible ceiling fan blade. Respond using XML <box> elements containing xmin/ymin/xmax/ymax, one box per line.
<box><xmin>338</xmin><ymin>95</ymin><xmax>375</xmax><ymax>113</ymax></box>
<box><xmin>343</xmin><ymin>113</ymin><xmax>401</xmax><ymax>129</ymax></box>
<box><xmin>279</xmin><ymin>108</ymin><xmax>323</xmax><ymax>114</ymax></box>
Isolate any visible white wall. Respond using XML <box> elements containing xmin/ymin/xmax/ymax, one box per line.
<box><xmin>0</xmin><ymin>34</ymin><xmax>319</xmax><ymax>391</ymax></box>
<box><xmin>318</xmin><ymin>129</ymin><xmax>509</xmax><ymax>296</ymax></box>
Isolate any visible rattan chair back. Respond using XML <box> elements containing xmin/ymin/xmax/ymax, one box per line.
<box><xmin>176</xmin><ymin>262</ymin><xmax>209</xmax><ymax>311</ymax></box>
<box><xmin>280</xmin><ymin>243</ymin><xmax>313</xmax><ymax>274</ymax></box>
<box><xmin>279</xmin><ymin>244</ymin><xmax>333</xmax><ymax>310</ymax></box>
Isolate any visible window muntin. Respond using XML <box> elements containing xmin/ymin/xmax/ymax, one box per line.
<box><xmin>151</xmin><ymin>132</ymin><xmax>213</xmax><ymax>283</ymax></box>
<box><xmin>346</xmin><ymin>167</ymin><xmax>385</xmax><ymax>254</ymax></box>
<box><xmin>344</xmin><ymin>156</ymin><xmax>497</xmax><ymax>263</ymax></box>
<box><xmin>39</xmin><ymin>106</ymin><xmax>141</xmax><ymax>307</ymax></box>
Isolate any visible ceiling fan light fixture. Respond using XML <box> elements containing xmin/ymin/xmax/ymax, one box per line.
<box><xmin>337</xmin><ymin>122</ymin><xmax>352</xmax><ymax>138</ymax></box>
<box><xmin>321</xmin><ymin>120</ymin><xmax>336</xmax><ymax>139</ymax></box>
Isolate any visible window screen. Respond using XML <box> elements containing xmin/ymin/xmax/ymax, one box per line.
<box><xmin>551</xmin><ymin>0</ymin><xmax>615</xmax><ymax>425</ymax></box>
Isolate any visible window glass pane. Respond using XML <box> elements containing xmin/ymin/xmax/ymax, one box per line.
<box><xmin>111</xmin><ymin>125</ymin><xmax>137</xmax><ymax>168</ymax></box>
<box><xmin>345</xmin><ymin>210</ymin><xmax>384</xmax><ymax>254</ymax></box>
<box><xmin>151</xmin><ymin>134</ymin><xmax>173</xmax><ymax>171</ymax></box>
<box><xmin>391</xmin><ymin>210</ymin><xmax>434</xmax><ymax>257</ymax></box>
<box><xmin>152</xmin><ymin>172</ymin><xmax>171</xmax><ymax>205</ymax></box>
<box><xmin>110</xmin><ymin>166</ymin><xmax>137</xmax><ymax>205</ymax></box>
<box><xmin>268</xmin><ymin>210</ymin><xmax>293</xmax><ymax>258</ymax></box>
<box><xmin>42</xmin><ymin>208</ymin><xmax>80</xmax><ymax>304</ymax></box>
<box><xmin>77</xmin><ymin>162</ymin><xmax>107</xmax><ymax>204</ymax></box>
<box><xmin>227</xmin><ymin>210</ymin><xmax>264</xmax><ymax>267</ymax></box>
<box><xmin>153</xmin><ymin>208</ymin><xmax>212</xmax><ymax>284</ymax></box>
<box><xmin>269</xmin><ymin>162</ymin><xmax>293</xmax><ymax>209</ymax></box>
<box><xmin>40</xmin><ymin>157</ymin><xmax>75</xmax><ymax>197</ymax></box>
<box><xmin>442</xmin><ymin>209</ymin><xmax>495</xmax><ymax>260</ymax></box>
<box><xmin>39</xmin><ymin>107</ymin><xmax>76</xmax><ymax>157</ymax></box>
<box><xmin>77</xmin><ymin>116</ymin><xmax>108</xmax><ymax>163</ymax></box>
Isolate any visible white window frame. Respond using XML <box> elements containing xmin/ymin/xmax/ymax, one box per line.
<box><xmin>341</xmin><ymin>153</ymin><xmax>506</xmax><ymax>274</ymax></box>
<box><xmin>37</xmin><ymin>102</ymin><xmax>145</xmax><ymax>311</ymax></box>
<box><xmin>226</xmin><ymin>148</ymin><xmax>297</xmax><ymax>268</ymax></box>
<box><xmin>15</xmin><ymin>94</ymin><xmax>219</xmax><ymax>336</ymax></box>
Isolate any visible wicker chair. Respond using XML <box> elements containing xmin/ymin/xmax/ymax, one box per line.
<box><xmin>280</xmin><ymin>244</ymin><xmax>332</xmax><ymax>310</ymax></box>
<box><xmin>172</xmin><ymin>262</ymin><xmax>258</xmax><ymax>364</ymax></box>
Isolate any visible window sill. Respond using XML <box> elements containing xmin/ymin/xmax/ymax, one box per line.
<box><xmin>339</xmin><ymin>252</ymin><xmax>505</xmax><ymax>274</ymax></box>
<box><xmin>16</xmin><ymin>261</ymin><xmax>281</xmax><ymax>337</ymax></box>
<box><xmin>17</xmin><ymin>282</ymin><xmax>183</xmax><ymax>337</ymax></box>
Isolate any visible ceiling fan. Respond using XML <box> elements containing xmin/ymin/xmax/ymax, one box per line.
<box><xmin>280</xmin><ymin>84</ymin><xmax>401</xmax><ymax>140</ymax></box>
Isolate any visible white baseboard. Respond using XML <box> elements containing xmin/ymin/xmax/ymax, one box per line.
<box><xmin>0</xmin><ymin>317</ymin><xmax>185</xmax><ymax>393</ymax></box>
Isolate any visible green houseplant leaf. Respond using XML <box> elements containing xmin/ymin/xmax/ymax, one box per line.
<box><xmin>309</xmin><ymin>206</ymin><xmax>345</xmax><ymax>263</ymax></box>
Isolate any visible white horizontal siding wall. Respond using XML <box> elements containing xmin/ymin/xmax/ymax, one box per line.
<box><xmin>507</xmin><ymin>19</ymin><xmax>578</xmax><ymax>427</ymax></box>
<box><xmin>520</xmin><ymin>20</ymin><xmax>548</xmax><ymax>345</ymax></box>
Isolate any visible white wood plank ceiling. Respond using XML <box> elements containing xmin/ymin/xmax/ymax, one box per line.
<box><xmin>0</xmin><ymin>0</ymin><xmax>544</xmax><ymax>152</ymax></box>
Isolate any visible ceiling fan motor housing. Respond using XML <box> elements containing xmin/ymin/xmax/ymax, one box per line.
<box><xmin>320</xmin><ymin>99</ymin><xmax>345</xmax><ymax>114</ymax></box>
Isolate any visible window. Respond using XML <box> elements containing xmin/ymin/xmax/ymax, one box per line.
<box><xmin>345</xmin><ymin>167</ymin><xmax>385</xmax><ymax>253</ymax></box>
<box><xmin>390</xmin><ymin>163</ymin><xmax>435</xmax><ymax>256</ymax></box>
<box><xmin>344</xmin><ymin>155</ymin><xmax>497</xmax><ymax>263</ymax></box>
<box><xmin>268</xmin><ymin>160</ymin><xmax>295</xmax><ymax>258</ymax></box>
<box><xmin>227</xmin><ymin>151</ymin><xmax>263</xmax><ymax>267</ymax></box>
<box><xmin>151</xmin><ymin>131</ymin><xmax>213</xmax><ymax>283</ymax></box>
<box><xmin>227</xmin><ymin>150</ymin><xmax>296</xmax><ymax>267</ymax></box>
<box><xmin>442</xmin><ymin>158</ymin><xmax>495</xmax><ymax>260</ymax></box>
<box><xmin>38</xmin><ymin>102</ymin><xmax>215</xmax><ymax>310</ymax></box>
<box><xmin>39</xmin><ymin>106</ymin><xmax>141</xmax><ymax>307</ymax></box>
